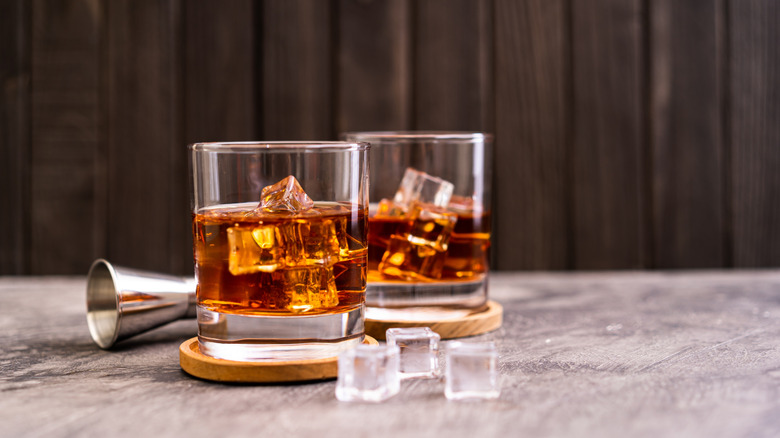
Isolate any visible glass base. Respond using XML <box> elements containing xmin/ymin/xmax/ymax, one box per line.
<box><xmin>366</xmin><ymin>306</ymin><xmax>483</xmax><ymax>322</ymax></box>
<box><xmin>197</xmin><ymin>304</ymin><xmax>364</xmax><ymax>362</ymax></box>
<box><xmin>365</xmin><ymin>274</ymin><xmax>487</xmax><ymax>320</ymax></box>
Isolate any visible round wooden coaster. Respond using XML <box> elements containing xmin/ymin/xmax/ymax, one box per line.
<box><xmin>179</xmin><ymin>336</ymin><xmax>378</xmax><ymax>383</ymax></box>
<box><xmin>365</xmin><ymin>300</ymin><xmax>503</xmax><ymax>341</ymax></box>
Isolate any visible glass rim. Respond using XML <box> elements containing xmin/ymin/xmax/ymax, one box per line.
<box><xmin>189</xmin><ymin>141</ymin><xmax>370</xmax><ymax>152</ymax></box>
<box><xmin>342</xmin><ymin>131</ymin><xmax>493</xmax><ymax>142</ymax></box>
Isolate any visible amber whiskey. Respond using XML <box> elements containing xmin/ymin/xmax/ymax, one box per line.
<box><xmin>367</xmin><ymin>209</ymin><xmax>490</xmax><ymax>282</ymax></box>
<box><xmin>193</xmin><ymin>202</ymin><xmax>367</xmax><ymax>316</ymax></box>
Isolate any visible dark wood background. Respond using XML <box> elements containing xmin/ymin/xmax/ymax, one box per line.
<box><xmin>1</xmin><ymin>0</ymin><xmax>778</xmax><ymax>276</ymax></box>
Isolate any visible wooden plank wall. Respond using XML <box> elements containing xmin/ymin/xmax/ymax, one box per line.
<box><xmin>1</xmin><ymin>0</ymin><xmax>779</xmax><ymax>275</ymax></box>
<box><xmin>0</xmin><ymin>0</ymin><xmax>30</xmax><ymax>274</ymax></box>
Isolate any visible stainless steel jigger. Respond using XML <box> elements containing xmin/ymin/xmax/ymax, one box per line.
<box><xmin>86</xmin><ymin>259</ymin><xmax>197</xmax><ymax>349</ymax></box>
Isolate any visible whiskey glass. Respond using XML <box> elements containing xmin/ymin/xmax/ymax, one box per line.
<box><xmin>190</xmin><ymin>141</ymin><xmax>369</xmax><ymax>361</ymax></box>
<box><xmin>342</xmin><ymin>132</ymin><xmax>492</xmax><ymax>320</ymax></box>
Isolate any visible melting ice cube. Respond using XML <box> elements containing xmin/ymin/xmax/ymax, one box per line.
<box><xmin>260</xmin><ymin>175</ymin><xmax>314</xmax><ymax>213</ymax></box>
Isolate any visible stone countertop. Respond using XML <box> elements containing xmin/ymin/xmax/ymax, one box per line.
<box><xmin>2</xmin><ymin>271</ymin><xmax>780</xmax><ymax>437</ymax></box>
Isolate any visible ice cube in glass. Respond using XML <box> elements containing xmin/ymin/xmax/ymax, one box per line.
<box><xmin>393</xmin><ymin>167</ymin><xmax>454</xmax><ymax>209</ymax></box>
<box><xmin>260</xmin><ymin>175</ymin><xmax>314</xmax><ymax>212</ymax></box>
<box><xmin>300</xmin><ymin>218</ymin><xmax>341</xmax><ymax>267</ymax></box>
<box><xmin>386</xmin><ymin>327</ymin><xmax>441</xmax><ymax>379</ymax></box>
<box><xmin>226</xmin><ymin>219</ymin><xmax>310</xmax><ymax>275</ymax></box>
<box><xmin>278</xmin><ymin>267</ymin><xmax>322</xmax><ymax>313</ymax></box>
<box><xmin>336</xmin><ymin>344</ymin><xmax>400</xmax><ymax>403</ymax></box>
<box><xmin>319</xmin><ymin>267</ymin><xmax>339</xmax><ymax>308</ymax></box>
<box><xmin>444</xmin><ymin>341</ymin><xmax>500</xmax><ymax>401</ymax></box>
<box><xmin>226</xmin><ymin>225</ymin><xmax>284</xmax><ymax>275</ymax></box>
<box><xmin>378</xmin><ymin>203</ymin><xmax>458</xmax><ymax>280</ymax></box>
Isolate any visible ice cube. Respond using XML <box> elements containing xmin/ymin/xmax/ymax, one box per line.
<box><xmin>325</xmin><ymin>208</ymin><xmax>367</xmax><ymax>263</ymax></box>
<box><xmin>378</xmin><ymin>203</ymin><xmax>458</xmax><ymax>280</ymax></box>
<box><xmin>405</xmin><ymin>204</ymin><xmax>458</xmax><ymax>252</ymax></box>
<box><xmin>280</xmin><ymin>267</ymin><xmax>322</xmax><ymax>313</ymax></box>
<box><xmin>226</xmin><ymin>222</ymin><xmax>307</xmax><ymax>275</ymax></box>
<box><xmin>273</xmin><ymin>221</ymin><xmax>305</xmax><ymax>267</ymax></box>
<box><xmin>319</xmin><ymin>267</ymin><xmax>339</xmax><ymax>308</ymax></box>
<box><xmin>394</xmin><ymin>168</ymin><xmax>454</xmax><ymax>210</ymax></box>
<box><xmin>374</xmin><ymin>168</ymin><xmax>455</xmax><ymax>218</ymax></box>
<box><xmin>299</xmin><ymin>218</ymin><xmax>341</xmax><ymax>267</ymax></box>
<box><xmin>227</xmin><ymin>225</ymin><xmax>284</xmax><ymax>275</ymax></box>
<box><xmin>336</xmin><ymin>344</ymin><xmax>400</xmax><ymax>402</ymax></box>
<box><xmin>260</xmin><ymin>175</ymin><xmax>314</xmax><ymax>212</ymax></box>
<box><xmin>386</xmin><ymin>327</ymin><xmax>441</xmax><ymax>379</ymax></box>
<box><xmin>444</xmin><ymin>342</ymin><xmax>500</xmax><ymax>401</ymax></box>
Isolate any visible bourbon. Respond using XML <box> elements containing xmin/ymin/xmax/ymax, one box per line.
<box><xmin>367</xmin><ymin>208</ymin><xmax>491</xmax><ymax>282</ymax></box>
<box><xmin>193</xmin><ymin>202</ymin><xmax>367</xmax><ymax>316</ymax></box>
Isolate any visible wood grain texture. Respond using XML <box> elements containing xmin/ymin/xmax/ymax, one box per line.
<box><xmin>183</xmin><ymin>0</ymin><xmax>256</xmax><ymax>144</ymax></box>
<box><xmin>365</xmin><ymin>300</ymin><xmax>503</xmax><ymax>340</ymax></box>
<box><xmin>3</xmin><ymin>1</ymin><xmax>780</xmax><ymax>274</ymax></box>
<box><xmin>30</xmin><ymin>0</ymin><xmax>102</xmax><ymax>275</ymax></box>
<box><xmin>337</xmin><ymin>0</ymin><xmax>411</xmax><ymax>133</ymax></box>
<box><xmin>649</xmin><ymin>0</ymin><xmax>726</xmax><ymax>268</ymax></box>
<box><xmin>730</xmin><ymin>0</ymin><xmax>780</xmax><ymax>267</ymax></box>
<box><xmin>493</xmin><ymin>0</ymin><xmax>569</xmax><ymax>270</ymax></box>
<box><xmin>0</xmin><ymin>0</ymin><xmax>30</xmax><ymax>274</ymax></box>
<box><xmin>105</xmin><ymin>0</ymin><xmax>187</xmax><ymax>274</ymax></box>
<box><xmin>261</xmin><ymin>0</ymin><xmax>333</xmax><ymax>140</ymax></box>
<box><xmin>179</xmin><ymin>336</ymin><xmax>378</xmax><ymax>383</ymax></box>
<box><xmin>2</xmin><ymin>272</ymin><xmax>780</xmax><ymax>436</ymax></box>
<box><xmin>413</xmin><ymin>0</ymin><xmax>492</xmax><ymax>131</ymax></box>
<box><xmin>571</xmin><ymin>0</ymin><xmax>647</xmax><ymax>269</ymax></box>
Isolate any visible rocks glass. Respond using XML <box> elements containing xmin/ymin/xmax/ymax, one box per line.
<box><xmin>342</xmin><ymin>132</ymin><xmax>493</xmax><ymax>319</ymax></box>
<box><xmin>189</xmin><ymin>142</ymin><xmax>369</xmax><ymax>361</ymax></box>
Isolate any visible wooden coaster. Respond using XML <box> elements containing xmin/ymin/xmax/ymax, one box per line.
<box><xmin>365</xmin><ymin>300</ymin><xmax>503</xmax><ymax>341</ymax></box>
<box><xmin>179</xmin><ymin>336</ymin><xmax>378</xmax><ymax>383</ymax></box>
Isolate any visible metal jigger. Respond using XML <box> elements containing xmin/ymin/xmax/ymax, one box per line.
<box><xmin>86</xmin><ymin>259</ymin><xmax>197</xmax><ymax>349</ymax></box>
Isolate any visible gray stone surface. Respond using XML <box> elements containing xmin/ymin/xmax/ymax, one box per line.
<box><xmin>2</xmin><ymin>271</ymin><xmax>780</xmax><ymax>437</ymax></box>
